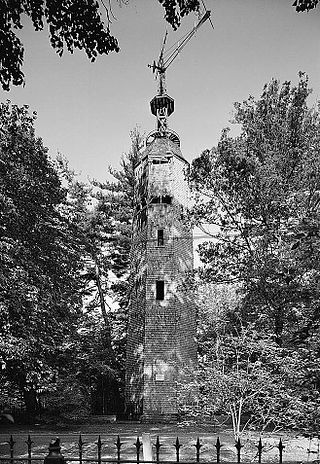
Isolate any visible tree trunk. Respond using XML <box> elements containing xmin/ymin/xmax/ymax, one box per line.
<box><xmin>230</xmin><ymin>403</ymin><xmax>237</xmax><ymax>440</ymax></box>
<box><xmin>274</xmin><ymin>308</ymin><xmax>284</xmax><ymax>346</ymax></box>
<box><xmin>23</xmin><ymin>388</ymin><xmax>38</xmax><ymax>423</ymax></box>
<box><xmin>94</xmin><ymin>261</ymin><xmax>116</xmax><ymax>364</ymax></box>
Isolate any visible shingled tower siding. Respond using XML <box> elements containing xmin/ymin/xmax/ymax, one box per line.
<box><xmin>125</xmin><ymin>135</ymin><xmax>196</xmax><ymax>421</ymax></box>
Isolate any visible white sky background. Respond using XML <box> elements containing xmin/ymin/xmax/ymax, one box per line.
<box><xmin>1</xmin><ymin>0</ymin><xmax>319</xmax><ymax>183</ymax></box>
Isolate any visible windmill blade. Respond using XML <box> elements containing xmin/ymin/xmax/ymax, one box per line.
<box><xmin>201</xmin><ymin>0</ymin><xmax>214</xmax><ymax>29</ymax></box>
<box><xmin>163</xmin><ymin>10</ymin><xmax>211</xmax><ymax>70</ymax></box>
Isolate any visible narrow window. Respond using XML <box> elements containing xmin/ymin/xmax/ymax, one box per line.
<box><xmin>162</xmin><ymin>195</ymin><xmax>172</xmax><ymax>204</ymax></box>
<box><xmin>156</xmin><ymin>281</ymin><xmax>165</xmax><ymax>300</ymax></box>
<box><xmin>151</xmin><ymin>196</ymin><xmax>160</xmax><ymax>204</ymax></box>
<box><xmin>152</xmin><ymin>158</ymin><xmax>169</xmax><ymax>164</ymax></box>
<box><xmin>157</xmin><ymin>229</ymin><xmax>164</xmax><ymax>246</ymax></box>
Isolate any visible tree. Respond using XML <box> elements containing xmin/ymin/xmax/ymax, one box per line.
<box><xmin>0</xmin><ymin>101</ymin><xmax>84</xmax><ymax>420</ymax></box>
<box><xmin>2</xmin><ymin>0</ymin><xmax>317</xmax><ymax>91</ymax></box>
<box><xmin>190</xmin><ymin>73</ymin><xmax>320</xmax><ymax>347</ymax></box>
<box><xmin>293</xmin><ymin>0</ymin><xmax>319</xmax><ymax>11</ymax></box>
<box><xmin>83</xmin><ymin>129</ymin><xmax>142</xmax><ymax>414</ymax></box>
<box><xmin>0</xmin><ymin>102</ymin><xmax>142</xmax><ymax>420</ymax></box>
<box><xmin>51</xmin><ymin>129</ymin><xmax>142</xmax><ymax>416</ymax></box>
<box><xmin>178</xmin><ymin>282</ymin><xmax>320</xmax><ymax>435</ymax></box>
<box><xmin>179</xmin><ymin>323</ymin><xmax>320</xmax><ymax>437</ymax></box>
<box><xmin>188</xmin><ymin>74</ymin><xmax>320</xmax><ymax>431</ymax></box>
<box><xmin>0</xmin><ymin>0</ymin><xmax>201</xmax><ymax>91</ymax></box>
<box><xmin>86</xmin><ymin>128</ymin><xmax>143</xmax><ymax>370</ymax></box>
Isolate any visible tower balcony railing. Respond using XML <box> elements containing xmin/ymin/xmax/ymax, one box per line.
<box><xmin>145</xmin><ymin>129</ymin><xmax>180</xmax><ymax>148</ymax></box>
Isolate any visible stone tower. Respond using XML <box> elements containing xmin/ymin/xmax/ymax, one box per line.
<box><xmin>125</xmin><ymin>74</ymin><xmax>197</xmax><ymax>420</ymax></box>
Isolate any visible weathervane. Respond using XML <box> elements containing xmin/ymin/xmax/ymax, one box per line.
<box><xmin>148</xmin><ymin>6</ymin><xmax>213</xmax><ymax>137</ymax></box>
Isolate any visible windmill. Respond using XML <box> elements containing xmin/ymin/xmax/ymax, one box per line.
<box><xmin>147</xmin><ymin>6</ymin><xmax>213</xmax><ymax>145</ymax></box>
<box><xmin>125</xmin><ymin>3</ymin><xmax>214</xmax><ymax>422</ymax></box>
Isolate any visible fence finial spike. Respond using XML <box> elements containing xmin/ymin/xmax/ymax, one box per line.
<box><xmin>215</xmin><ymin>436</ymin><xmax>222</xmax><ymax>449</ymax></box>
<box><xmin>256</xmin><ymin>437</ymin><xmax>264</xmax><ymax>463</ymax></box>
<box><xmin>215</xmin><ymin>437</ymin><xmax>222</xmax><ymax>463</ymax></box>
<box><xmin>26</xmin><ymin>435</ymin><xmax>33</xmax><ymax>445</ymax></box>
<box><xmin>174</xmin><ymin>437</ymin><xmax>181</xmax><ymax>462</ymax></box>
<box><xmin>278</xmin><ymin>438</ymin><xmax>285</xmax><ymax>464</ymax></box>
<box><xmin>116</xmin><ymin>435</ymin><xmax>122</xmax><ymax>448</ymax></box>
<box><xmin>194</xmin><ymin>437</ymin><xmax>202</xmax><ymax>462</ymax></box>
<box><xmin>9</xmin><ymin>435</ymin><xmax>15</xmax><ymax>447</ymax></box>
<box><xmin>154</xmin><ymin>435</ymin><xmax>162</xmax><ymax>463</ymax></box>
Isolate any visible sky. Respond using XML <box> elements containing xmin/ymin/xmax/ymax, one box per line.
<box><xmin>1</xmin><ymin>0</ymin><xmax>320</xmax><ymax>182</ymax></box>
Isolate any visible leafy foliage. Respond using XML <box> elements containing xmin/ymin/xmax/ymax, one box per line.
<box><xmin>203</xmin><ymin>327</ymin><xmax>319</xmax><ymax>436</ymax></box>
<box><xmin>0</xmin><ymin>0</ymin><xmax>202</xmax><ymax>91</ymax></box>
<box><xmin>46</xmin><ymin>130</ymin><xmax>142</xmax><ymax>417</ymax></box>
<box><xmin>179</xmin><ymin>284</ymin><xmax>320</xmax><ymax>435</ymax></box>
<box><xmin>0</xmin><ymin>105</ymin><xmax>142</xmax><ymax>420</ymax></box>
<box><xmin>190</xmin><ymin>74</ymin><xmax>320</xmax><ymax>346</ymax></box>
<box><xmin>1</xmin><ymin>1</ymin><xmax>317</xmax><ymax>91</ymax></box>
<box><xmin>186</xmin><ymin>75</ymin><xmax>320</xmax><ymax>432</ymax></box>
<box><xmin>0</xmin><ymin>101</ymin><xmax>84</xmax><ymax>419</ymax></box>
<box><xmin>158</xmin><ymin>0</ymin><xmax>200</xmax><ymax>29</ymax></box>
<box><xmin>87</xmin><ymin>128</ymin><xmax>143</xmax><ymax>366</ymax></box>
<box><xmin>43</xmin><ymin>374</ymin><xmax>91</xmax><ymax>423</ymax></box>
<box><xmin>293</xmin><ymin>0</ymin><xmax>319</xmax><ymax>12</ymax></box>
<box><xmin>0</xmin><ymin>0</ymin><xmax>120</xmax><ymax>91</ymax></box>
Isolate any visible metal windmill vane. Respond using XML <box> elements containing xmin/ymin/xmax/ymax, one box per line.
<box><xmin>148</xmin><ymin>3</ymin><xmax>213</xmax><ymax>138</ymax></box>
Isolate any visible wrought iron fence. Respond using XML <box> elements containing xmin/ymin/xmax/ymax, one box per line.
<box><xmin>0</xmin><ymin>433</ymin><xmax>310</xmax><ymax>464</ymax></box>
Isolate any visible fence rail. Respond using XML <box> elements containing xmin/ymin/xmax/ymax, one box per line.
<box><xmin>0</xmin><ymin>433</ymin><xmax>315</xmax><ymax>464</ymax></box>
